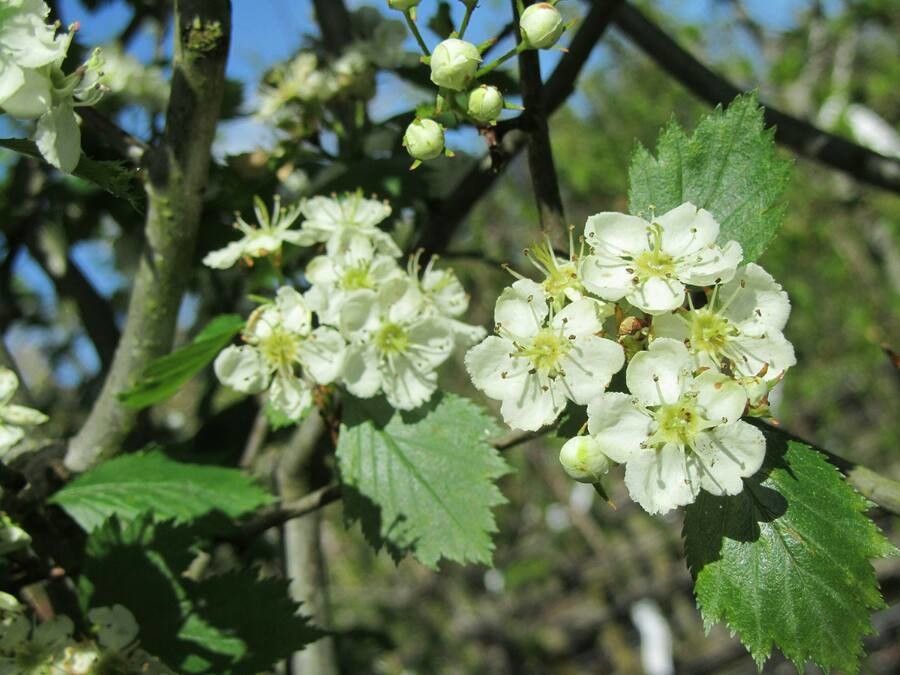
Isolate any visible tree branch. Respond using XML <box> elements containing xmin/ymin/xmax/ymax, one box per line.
<box><xmin>608</xmin><ymin>1</ymin><xmax>900</xmax><ymax>193</ymax></box>
<box><xmin>514</xmin><ymin>0</ymin><xmax>566</xmax><ymax>231</ymax></box>
<box><xmin>312</xmin><ymin>0</ymin><xmax>353</xmax><ymax>55</ymax></box>
<box><xmin>64</xmin><ymin>0</ymin><xmax>232</xmax><ymax>472</ymax></box>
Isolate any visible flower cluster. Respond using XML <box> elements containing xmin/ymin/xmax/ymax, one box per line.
<box><xmin>0</xmin><ymin>594</ymin><xmax>173</xmax><ymax>674</ymax></box>
<box><xmin>392</xmin><ymin>0</ymin><xmax>568</xmax><ymax>168</ymax></box>
<box><xmin>0</xmin><ymin>0</ymin><xmax>106</xmax><ymax>172</ymax></box>
<box><xmin>208</xmin><ymin>192</ymin><xmax>483</xmax><ymax>418</ymax></box>
<box><xmin>466</xmin><ymin>202</ymin><xmax>796</xmax><ymax>514</ymax></box>
<box><xmin>0</xmin><ymin>368</ymin><xmax>48</xmax><ymax>457</ymax></box>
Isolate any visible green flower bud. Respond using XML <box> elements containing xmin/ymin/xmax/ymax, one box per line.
<box><xmin>559</xmin><ymin>436</ymin><xmax>610</xmax><ymax>483</ymax></box>
<box><xmin>388</xmin><ymin>0</ymin><xmax>421</xmax><ymax>10</ymax></box>
<box><xmin>403</xmin><ymin>118</ymin><xmax>445</xmax><ymax>161</ymax></box>
<box><xmin>467</xmin><ymin>84</ymin><xmax>504</xmax><ymax>124</ymax></box>
<box><xmin>519</xmin><ymin>3</ymin><xmax>565</xmax><ymax>50</ymax></box>
<box><xmin>1</xmin><ymin>68</ymin><xmax>53</xmax><ymax>119</ymax></box>
<box><xmin>429</xmin><ymin>38</ymin><xmax>481</xmax><ymax>91</ymax></box>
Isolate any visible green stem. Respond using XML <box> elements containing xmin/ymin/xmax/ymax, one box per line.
<box><xmin>404</xmin><ymin>12</ymin><xmax>430</xmax><ymax>56</ymax></box>
<box><xmin>459</xmin><ymin>4</ymin><xmax>475</xmax><ymax>39</ymax></box>
<box><xmin>475</xmin><ymin>44</ymin><xmax>523</xmax><ymax>78</ymax></box>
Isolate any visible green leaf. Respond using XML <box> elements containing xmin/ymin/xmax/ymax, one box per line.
<box><xmin>50</xmin><ymin>448</ymin><xmax>273</xmax><ymax>531</ymax></box>
<box><xmin>336</xmin><ymin>393</ymin><xmax>510</xmax><ymax>567</ymax></box>
<box><xmin>628</xmin><ymin>93</ymin><xmax>792</xmax><ymax>261</ymax></box>
<box><xmin>683</xmin><ymin>428</ymin><xmax>897</xmax><ymax>673</ymax></box>
<box><xmin>118</xmin><ymin>314</ymin><xmax>244</xmax><ymax>410</ymax></box>
<box><xmin>0</xmin><ymin>137</ymin><xmax>143</xmax><ymax>209</ymax></box>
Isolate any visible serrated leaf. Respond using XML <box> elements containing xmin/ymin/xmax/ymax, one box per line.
<box><xmin>50</xmin><ymin>449</ymin><xmax>273</xmax><ymax>531</ymax></box>
<box><xmin>628</xmin><ymin>93</ymin><xmax>791</xmax><ymax>261</ymax></box>
<box><xmin>683</xmin><ymin>428</ymin><xmax>897</xmax><ymax>673</ymax></box>
<box><xmin>0</xmin><ymin>137</ymin><xmax>144</xmax><ymax>209</ymax></box>
<box><xmin>118</xmin><ymin>314</ymin><xmax>244</xmax><ymax>410</ymax></box>
<box><xmin>336</xmin><ymin>393</ymin><xmax>510</xmax><ymax>567</ymax></box>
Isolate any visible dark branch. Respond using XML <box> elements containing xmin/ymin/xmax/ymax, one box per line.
<box><xmin>312</xmin><ymin>0</ymin><xmax>353</xmax><ymax>55</ymax></box>
<box><xmin>78</xmin><ymin>108</ymin><xmax>149</xmax><ymax>164</ymax></box>
<box><xmin>610</xmin><ymin>1</ymin><xmax>900</xmax><ymax>193</ymax></box>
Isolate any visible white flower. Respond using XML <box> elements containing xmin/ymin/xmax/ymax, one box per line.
<box><xmin>339</xmin><ymin>277</ymin><xmax>454</xmax><ymax>410</ymax></box>
<box><xmin>652</xmin><ymin>262</ymin><xmax>796</xmax><ymax>395</ymax></box>
<box><xmin>429</xmin><ymin>38</ymin><xmax>481</xmax><ymax>91</ymax></box>
<box><xmin>410</xmin><ymin>251</ymin><xmax>486</xmax><ymax>348</ymax></box>
<box><xmin>88</xmin><ymin>605</ymin><xmax>138</xmax><ymax>651</ymax></box>
<box><xmin>559</xmin><ymin>436</ymin><xmax>611</xmax><ymax>483</ymax></box>
<box><xmin>516</xmin><ymin>234</ymin><xmax>587</xmax><ymax>311</ymax></box>
<box><xmin>0</xmin><ymin>367</ymin><xmax>48</xmax><ymax>455</ymax></box>
<box><xmin>519</xmin><ymin>3</ymin><xmax>565</xmax><ymax>50</ymax></box>
<box><xmin>203</xmin><ymin>195</ymin><xmax>310</xmax><ymax>269</ymax></box>
<box><xmin>466</xmin><ymin>279</ymin><xmax>625</xmax><ymax>431</ymax></box>
<box><xmin>0</xmin><ymin>1</ymin><xmax>67</xmax><ymax>106</ymax></box>
<box><xmin>299</xmin><ymin>192</ymin><xmax>401</xmax><ymax>257</ymax></box>
<box><xmin>580</xmin><ymin>202</ymin><xmax>743</xmax><ymax>314</ymax></box>
<box><xmin>304</xmin><ymin>237</ymin><xmax>404</xmax><ymax>326</ymax></box>
<box><xmin>587</xmin><ymin>338</ymin><xmax>765</xmax><ymax>515</ymax></box>
<box><xmin>214</xmin><ymin>288</ymin><xmax>345</xmax><ymax>420</ymax></box>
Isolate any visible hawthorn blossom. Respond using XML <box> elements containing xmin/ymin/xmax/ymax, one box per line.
<box><xmin>0</xmin><ymin>367</ymin><xmax>48</xmax><ymax>455</ymax></box>
<box><xmin>338</xmin><ymin>277</ymin><xmax>454</xmax><ymax>410</ymax></box>
<box><xmin>0</xmin><ymin>1</ymin><xmax>67</xmax><ymax>108</ymax></box>
<box><xmin>466</xmin><ymin>279</ymin><xmax>625</xmax><ymax>431</ymax></box>
<box><xmin>298</xmin><ymin>192</ymin><xmax>401</xmax><ymax>256</ymax></box>
<box><xmin>651</xmin><ymin>262</ymin><xmax>796</xmax><ymax>405</ymax></box>
<box><xmin>410</xmin><ymin>251</ymin><xmax>486</xmax><ymax>348</ymax></box>
<box><xmin>214</xmin><ymin>287</ymin><xmax>345</xmax><ymax>420</ymax></box>
<box><xmin>587</xmin><ymin>338</ymin><xmax>765</xmax><ymax>515</ymax></box>
<box><xmin>202</xmin><ymin>195</ymin><xmax>308</xmax><ymax>269</ymax></box>
<box><xmin>580</xmin><ymin>202</ymin><xmax>742</xmax><ymax>314</ymax></box>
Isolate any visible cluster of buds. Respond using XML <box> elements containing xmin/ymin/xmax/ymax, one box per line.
<box><xmin>390</xmin><ymin>0</ymin><xmax>569</xmax><ymax>168</ymax></box>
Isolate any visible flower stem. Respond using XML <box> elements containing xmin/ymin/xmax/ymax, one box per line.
<box><xmin>459</xmin><ymin>4</ymin><xmax>475</xmax><ymax>39</ymax></box>
<box><xmin>404</xmin><ymin>11</ymin><xmax>430</xmax><ymax>56</ymax></box>
<box><xmin>476</xmin><ymin>43</ymin><xmax>523</xmax><ymax>78</ymax></box>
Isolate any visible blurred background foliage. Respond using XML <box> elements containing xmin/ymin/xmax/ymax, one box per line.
<box><xmin>1</xmin><ymin>0</ymin><xmax>898</xmax><ymax>673</ymax></box>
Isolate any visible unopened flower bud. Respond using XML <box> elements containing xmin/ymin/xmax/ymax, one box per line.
<box><xmin>559</xmin><ymin>436</ymin><xmax>610</xmax><ymax>483</ymax></box>
<box><xmin>388</xmin><ymin>0</ymin><xmax>421</xmax><ymax>10</ymax></box>
<box><xmin>1</xmin><ymin>69</ymin><xmax>53</xmax><ymax>119</ymax></box>
<box><xmin>467</xmin><ymin>84</ymin><xmax>503</xmax><ymax>124</ymax></box>
<box><xmin>403</xmin><ymin>118</ymin><xmax>445</xmax><ymax>161</ymax></box>
<box><xmin>430</xmin><ymin>38</ymin><xmax>481</xmax><ymax>91</ymax></box>
<box><xmin>519</xmin><ymin>3</ymin><xmax>565</xmax><ymax>50</ymax></box>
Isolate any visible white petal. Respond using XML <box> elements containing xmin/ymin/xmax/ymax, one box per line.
<box><xmin>495</xmin><ymin>279</ymin><xmax>547</xmax><ymax>339</ymax></box>
<box><xmin>465</xmin><ymin>335</ymin><xmax>528</xmax><ymax>400</ymax></box>
<box><xmin>304</xmin><ymin>255</ymin><xmax>338</xmax><ymax>286</ymax></box>
<box><xmin>624</xmin><ymin>443</ymin><xmax>700</xmax><ymax>515</ymax></box>
<box><xmin>339</xmin><ymin>289</ymin><xmax>377</xmax><ymax>336</ymax></box>
<box><xmin>498</xmin><ymin>375</ymin><xmax>565</xmax><ymax>431</ymax></box>
<box><xmin>694</xmin><ymin>369</ymin><xmax>747</xmax><ymax>424</ymax></box>
<box><xmin>650</xmin><ymin>311</ymin><xmax>689</xmax><ymax>342</ymax></box>
<box><xmin>721</xmin><ymin>263</ymin><xmax>791</xmax><ymax>331</ymax></box>
<box><xmin>656</xmin><ymin>202</ymin><xmax>719</xmax><ymax>256</ymax></box>
<box><xmin>214</xmin><ymin>345</ymin><xmax>269</xmax><ymax>394</ymax></box>
<box><xmin>678</xmin><ymin>240</ymin><xmax>742</xmax><ymax>287</ymax></box>
<box><xmin>299</xmin><ymin>327</ymin><xmax>345</xmax><ymax>384</ymax></box>
<box><xmin>381</xmin><ymin>277</ymin><xmax>424</xmax><ymax>324</ymax></box>
<box><xmin>36</xmin><ymin>103</ymin><xmax>81</xmax><ymax>172</ymax></box>
<box><xmin>383</xmin><ymin>355</ymin><xmax>437</xmax><ymax>410</ymax></box>
<box><xmin>552</xmin><ymin>297</ymin><xmax>607</xmax><ymax>337</ymax></box>
<box><xmin>583</xmin><ymin>212</ymin><xmax>650</xmax><ymax>257</ymax></box>
<box><xmin>202</xmin><ymin>240</ymin><xmax>247</xmax><ymax>269</ymax></box>
<box><xmin>586</xmin><ymin>392</ymin><xmax>652</xmax><ymax>463</ymax></box>
<box><xmin>628</xmin><ymin>276</ymin><xmax>685</xmax><ymax>314</ymax></box>
<box><xmin>693</xmin><ymin>422</ymin><xmax>765</xmax><ymax>496</ymax></box>
<box><xmin>341</xmin><ymin>345</ymin><xmax>382</xmax><ymax>398</ymax></box>
<box><xmin>268</xmin><ymin>375</ymin><xmax>312</xmax><ymax>420</ymax></box>
<box><xmin>0</xmin><ymin>62</ymin><xmax>26</xmax><ymax>103</ymax></box>
<box><xmin>728</xmin><ymin>330</ymin><xmax>796</xmax><ymax>381</ymax></box>
<box><xmin>0</xmin><ymin>369</ymin><xmax>19</xmax><ymax>405</ymax></box>
<box><xmin>0</xmin><ymin>425</ymin><xmax>26</xmax><ymax>452</ymax></box>
<box><xmin>275</xmin><ymin>286</ymin><xmax>311</xmax><ymax>335</ymax></box>
<box><xmin>560</xmin><ymin>336</ymin><xmax>624</xmax><ymax>404</ymax></box>
<box><xmin>625</xmin><ymin>338</ymin><xmax>691</xmax><ymax>407</ymax></box>
<box><xmin>0</xmin><ymin>67</ymin><xmax>52</xmax><ymax>118</ymax></box>
<box><xmin>32</xmin><ymin>615</ymin><xmax>74</xmax><ymax>651</ymax></box>
<box><xmin>446</xmin><ymin>319</ymin><xmax>487</xmax><ymax>348</ymax></box>
<box><xmin>0</xmin><ymin>404</ymin><xmax>48</xmax><ymax>426</ymax></box>
<box><xmin>406</xmin><ymin>319</ymin><xmax>454</xmax><ymax>369</ymax></box>
<box><xmin>579</xmin><ymin>253</ymin><xmax>633</xmax><ymax>301</ymax></box>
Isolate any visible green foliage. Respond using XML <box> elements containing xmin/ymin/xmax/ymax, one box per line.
<box><xmin>50</xmin><ymin>448</ymin><xmax>273</xmax><ymax>531</ymax></box>
<box><xmin>0</xmin><ymin>137</ymin><xmax>143</xmax><ymax>209</ymax></box>
<box><xmin>628</xmin><ymin>93</ymin><xmax>792</xmax><ymax>261</ymax></box>
<box><xmin>118</xmin><ymin>314</ymin><xmax>244</xmax><ymax>410</ymax></box>
<box><xmin>683</xmin><ymin>428</ymin><xmax>897</xmax><ymax>673</ymax></box>
<box><xmin>336</xmin><ymin>393</ymin><xmax>510</xmax><ymax>567</ymax></box>
<box><xmin>80</xmin><ymin>515</ymin><xmax>320</xmax><ymax>674</ymax></box>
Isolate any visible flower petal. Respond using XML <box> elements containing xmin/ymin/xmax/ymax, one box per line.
<box><xmin>36</xmin><ymin>102</ymin><xmax>81</xmax><ymax>172</ymax></box>
<box><xmin>406</xmin><ymin>319</ymin><xmax>454</xmax><ymax>369</ymax></box>
<box><xmin>624</xmin><ymin>443</ymin><xmax>700</xmax><ymax>515</ymax></box>
<box><xmin>268</xmin><ymin>374</ymin><xmax>312</xmax><ymax>420</ymax></box>
<box><xmin>650</xmin><ymin>311</ymin><xmax>689</xmax><ymax>343</ymax></box>
<box><xmin>586</xmin><ymin>392</ymin><xmax>652</xmax><ymax>463</ymax></box>
<box><xmin>466</xmin><ymin>336</ymin><xmax>526</xmax><ymax>400</ymax></box>
<box><xmin>678</xmin><ymin>240</ymin><xmax>742</xmax><ymax>287</ymax></box>
<box><xmin>583</xmin><ymin>212</ymin><xmax>650</xmax><ymax>257</ymax></box>
<box><xmin>551</xmin><ymin>297</ymin><xmax>609</xmax><ymax>336</ymax></box>
<box><xmin>625</xmin><ymin>338</ymin><xmax>691</xmax><ymax>407</ymax></box>
<box><xmin>0</xmin><ymin>404</ymin><xmax>48</xmax><ymax>426</ymax></box>
<box><xmin>383</xmin><ymin>355</ymin><xmax>437</xmax><ymax>411</ymax></box>
<box><xmin>561</xmin><ymin>336</ymin><xmax>624</xmax><ymax>404</ymax></box>
<box><xmin>214</xmin><ymin>345</ymin><xmax>269</xmax><ymax>394</ymax></box>
<box><xmin>628</xmin><ymin>276</ymin><xmax>685</xmax><ymax>314</ymax></box>
<box><xmin>728</xmin><ymin>330</ymin><xmax>796</xmax><ymax>381</ymax></box>
<box><xmin>579</xmin><ymin>253</ymin><xmax>633</xmax><ymax>301</ymax></box>
<box><xmin>494</xmin><ymin>279</ymin><xmax>547</xmax><ymax>339</ymax></box>
<box><xmin>721</xmin><ymin>263</ymin><xmax>791</xmax><ymax>331</ymax></box>
<box><xmin>275</xmin><ymin>286</ymin><xmax>311</xmax><ymax>335</ymax></box>
<box><xmin>0</xmin><ymin>369</ymin><xmax>19</xmax><ymax>406</ymax></box>
<box><xmin>0</xmin><ymin>425</ymin><xmax>26</xmax><ymax>453</ymax></box>
<box><xmin>341</xmin><ymin>345</ymin><xmax>382</xmax><ymax>398</ymax></box>
<box><xmin>656</xmin><ymin>202</ymin><xmax>718</xmax><ymax>256</ymax></box>
<box><xmin>693</xmin><ymin>422</ymin><xmax>765</xmax><ymax>496</ymax></box>
<box><xmin>202</xmin><ymin>240</ymin><xmax>247</xmax><ymax>269</ymax></box>
<box><xmin>694</xmin><ymin>369</ymin><xmax>747</xmax><ymax>424</ymax></box>
<box><xmin>299</xmin><ymin>327</ymin><xmax>345</xmax><ymax>384</ymax></box>
<box><xmin>498</xmin><ymin>375</ymin><xmax>565</xmax><ymax>431</ymax></box>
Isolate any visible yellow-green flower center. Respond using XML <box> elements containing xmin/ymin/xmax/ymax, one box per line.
<box><xmin>521</xmin><ymin>328</ymin><xmax>571</xmax><ymax>373</ymax></box>
<box><xmin>259</xmin><ymin>327</ymin><xmax>300</xmax><ymax>369</ymax></box>
<box><xmin>632</xmin><ymin>223</ymin><xmax>675</xmax><ymax>280</ymax></box>
<box><xmin>650</xmin><ymin>398</ymin><xmax>704</xmax><ymax>447</ymax></box>
<box><xmin>543</xmin><ymin>260</ymin><xmax>582</xmax><ymax>302</ymax></box>
<box><xmin>688</xmin><ymin>308</ymin><xmax>735</xmax><ymax>358</ymax></box>
<box><xmin>375</xmin><ymin>322</ymin><xmax>409</xmax><ymax>355</ymax></box>
<box><xmin>340</xmin><ymin>264</ymin><xmax>373</xmax><ymax>290</ymax></box>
